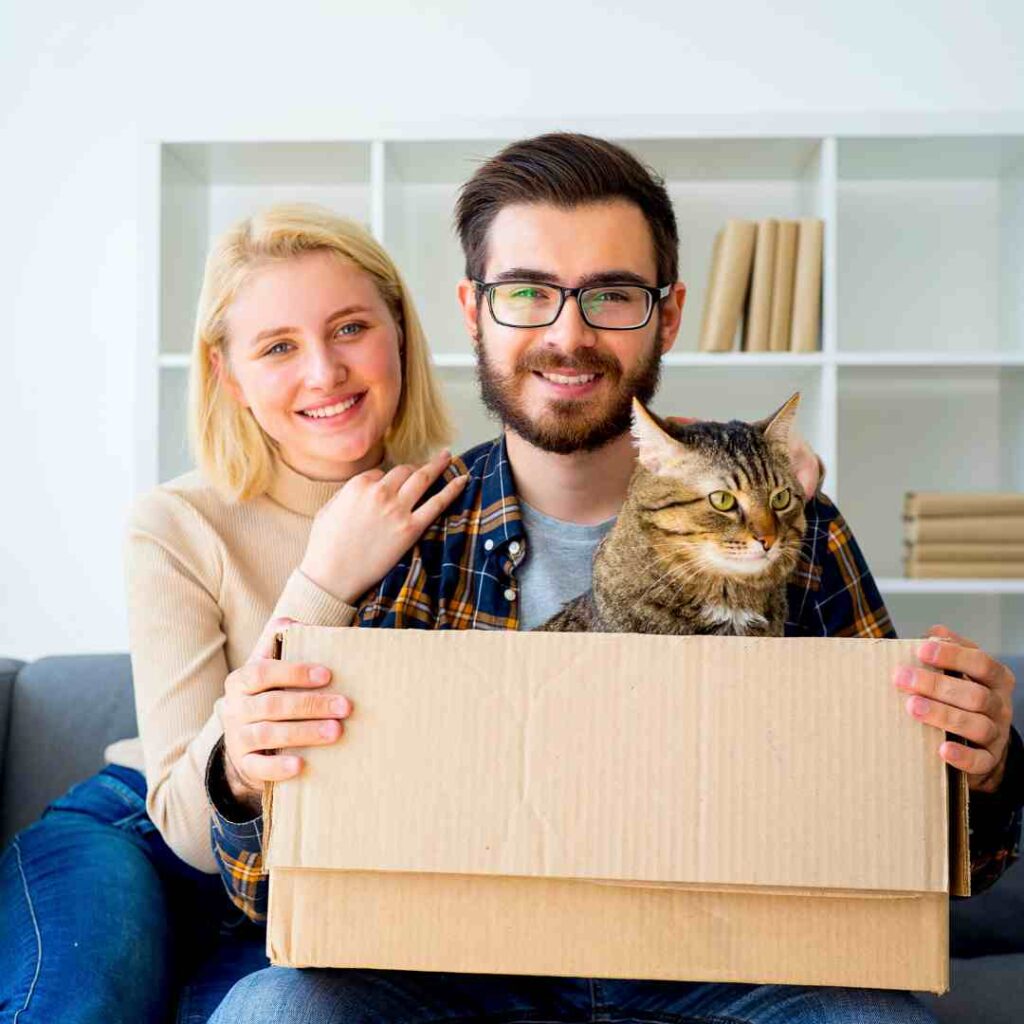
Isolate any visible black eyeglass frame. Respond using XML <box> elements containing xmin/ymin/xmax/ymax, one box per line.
<box><xmin>473</xmin><ymin>280</ymin><xmax>673</xmax><ymax>331</ymax></box>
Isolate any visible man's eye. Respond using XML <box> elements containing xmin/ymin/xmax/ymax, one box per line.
<box><xmin>510</xmin><ymin>287</ymin><xmax>544</xmax><ymax>301</ymax></box>
<box><xmin>591</xmin><ymin>290</ymin><xmax>629</xmax><ymax>303</ymax></box>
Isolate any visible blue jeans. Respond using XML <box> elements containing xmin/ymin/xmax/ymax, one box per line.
<box><xmin>209</xmin><ymin>968</ymin><xmax>938</xmax><ymax>1023</ymax></box>
<box><xmin>0</xmin><ymin>766</ymin><xmax>269</xmax><ymax>1024</ymax></box>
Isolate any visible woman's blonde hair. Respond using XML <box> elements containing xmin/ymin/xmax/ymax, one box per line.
<box><xmin>189</xmin><ymin>203</ymin><xmax>452</xmax><ymax>500</ymax></box>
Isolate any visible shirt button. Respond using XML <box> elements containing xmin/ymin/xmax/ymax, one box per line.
<box><xmin>508</xmin><ymin>541</ymin><xmax>521</xmax><ymax>556</ymax></box>
<box><xmin>504</xmin><ymin>588</ymin><xmax>517</xmax><ymax>602</ymax></box>
<box><xmin>484</xmin><ymin>539</ymin><xmax>494</xmax><ymax>551</ymax></box>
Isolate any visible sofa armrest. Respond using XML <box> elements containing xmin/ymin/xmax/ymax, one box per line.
<box><xmin>0</xmin><ymin>654</ymin><xmax>134</xmax><ymax>849</ymax></box>
<box><xmin>0</xmin><ymin>659</ymin><xmax>25</xmax><ymax>797</ymax></box>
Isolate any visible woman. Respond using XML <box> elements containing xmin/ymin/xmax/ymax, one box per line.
<box><xmin>0</xmin><ymin>203</ymin><xmax>465</xmax><ymax>1023</ymax></box>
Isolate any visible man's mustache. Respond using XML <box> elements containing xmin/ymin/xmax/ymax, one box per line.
<box><xmin>514</xmin><ymin>349</ymin><xmax>622</xmax><ymax>378</ymax></box>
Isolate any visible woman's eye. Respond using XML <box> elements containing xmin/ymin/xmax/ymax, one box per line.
<box><xmin>771</xmin><ymin>488</ymin><xmax>792</xmax><ymax>510</ymax></box>
<box><xmin>264</xmin><ymin>341</ymin><xmax>294</xmax><ymax>357</ymax></box>
<box><xmin>709</xmin><ymin>491</ymin><xmax>736</xmax><ymax>512</ymax></box>
<box><xmin>334</xmin><ymin>322</ymin><xmax>365</xmax><ymax>339</ymax></box>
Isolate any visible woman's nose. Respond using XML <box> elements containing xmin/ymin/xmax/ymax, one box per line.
<box><xmin>303</xmin><ymin>344</ymin><xmax>347</xmax><ymax>390</ymax></box>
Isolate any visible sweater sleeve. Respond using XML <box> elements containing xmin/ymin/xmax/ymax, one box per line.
<box><xmin>126</xmin><ymin>492</ymin><xmax>359</xmax><ymax>875</ymax></box>
<box><xmin>125</xmin><ymin>488</ymin><xmax>234</xmax><ymax>874</ymax></box>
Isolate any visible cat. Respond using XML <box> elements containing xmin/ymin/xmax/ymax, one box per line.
<box><xmin>537</xmin><ymin>394</ymin><xmax>807</xmax><ymax>637</ymax></box>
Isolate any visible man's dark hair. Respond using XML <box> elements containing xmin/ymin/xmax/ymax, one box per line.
<box><xmin>455</xmin><ymin>133</ymin><xmax>679</xmax><ymax>286</ymax></box>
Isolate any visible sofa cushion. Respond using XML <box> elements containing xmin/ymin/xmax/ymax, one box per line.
<box><xmin>915</xmin><ymin>953</ymin><xmax>1024</xmax><ymax>1024</ymax></box>
<box><xmin>0</xmin><ymin>654</ymin><xmax>135</xmax><ymax>848</ymax></box>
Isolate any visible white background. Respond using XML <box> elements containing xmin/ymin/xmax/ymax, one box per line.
<box><xmin>2</xmin><ymin>1</ymin><xmax>1023</xmax><ymax>660</ymax></box>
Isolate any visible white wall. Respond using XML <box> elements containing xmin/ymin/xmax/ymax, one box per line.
<box><xmin>2</xmin><ymin>1</ymin><xmax>1023</xmax><ymax>660</ymax></box>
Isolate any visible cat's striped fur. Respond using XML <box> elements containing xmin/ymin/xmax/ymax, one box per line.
<box><xmin>537</xmin><ymin>394</ymin><xmax>806</xmax><ymax>636</ymax></box>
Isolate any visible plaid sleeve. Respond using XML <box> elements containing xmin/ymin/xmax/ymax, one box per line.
<box><xmin>206</xmin><ymin>737</ymin><xmax>267</xmax><ymax>923</ymax></box>
<box><xmin>965</xmin><ymin>725</ymin><xmax>1024</xmax><ymax>895</ymax></box>
<box><xmin>786</xmin><ymin>494</ymin><xmax>896</xmax><ymax>639</ymax></box>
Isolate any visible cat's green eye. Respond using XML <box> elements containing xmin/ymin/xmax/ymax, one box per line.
<box><xmin>708</xmin><ymin>491</ymin><xmax>736</xmax><ymax>512</ymax></box>
<box><xmin>770</xmin><ymin>488</ymin><xmax>792</xmax><ymax>511</ymax></box>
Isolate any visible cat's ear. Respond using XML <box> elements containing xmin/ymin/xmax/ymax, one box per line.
<box><xmin>756</xmin><ymin>392</ymin><xmax>800</xmax><ymax>446</ymax></box>
<box><xmin>631</xmin><ymin>398</ymin><xmax>685</xmax><ymax>474</ymax></box>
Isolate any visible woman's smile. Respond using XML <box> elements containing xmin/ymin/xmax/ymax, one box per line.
<box><xmin>297</xmin><ymin>391</ymin><xmax>368</xmax><ymax>425</ymax></box>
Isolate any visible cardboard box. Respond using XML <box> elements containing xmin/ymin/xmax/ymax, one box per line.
<box><xmin>265</xmin><ymin>627</ymin><xmax>969</xmax><ymax>993</ymax></box>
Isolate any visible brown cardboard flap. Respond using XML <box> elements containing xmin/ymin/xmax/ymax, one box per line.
<box><xmin>268</xmin><ymin>629</ymin><xmax>949</xmax><ymax>895</ymax></box>
<box><xmin>268</xmin><ymin>869</ymin><xmax>949</xmax><ymax>993</ymax></box>
<box><xmin>949</xmin><ymin>764</ymin><xmax>971</xmax><ymax>897</ymax></box>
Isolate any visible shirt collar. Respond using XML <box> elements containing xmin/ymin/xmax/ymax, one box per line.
<box><xmin>469</xmin><ymin>436</ymin><xmax>526</xmax><ymax>551</ymax></box>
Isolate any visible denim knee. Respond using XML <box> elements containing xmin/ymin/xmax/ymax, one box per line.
<box><xmin>0</xmin><ymin>771</ymin><xmax>172</xmax><ymax>1024</ymax></box>
<box><xmin>208</xmin><ymin>968</ymin><xmax>313</xmax><ymax>1024</ymax></box>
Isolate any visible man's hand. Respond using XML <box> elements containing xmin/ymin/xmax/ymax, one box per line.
<box><xmin>893</xmin><ymin>624</ymin><xmax>1016</xmax><ymax>792</ymax></box>
<box><xmin>665</xmin><ymin>417</ymin><xmax>823</xmax><ymax>500</ymax></box>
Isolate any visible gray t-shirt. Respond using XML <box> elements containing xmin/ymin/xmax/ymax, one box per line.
<box><xmin>517</xmin><ymin>500</ymin><xmax>616</xmax><ymax>630</ymax></box>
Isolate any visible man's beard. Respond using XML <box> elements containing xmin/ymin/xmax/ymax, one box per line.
<box><xmin>475</xmin><ymin>328</ymin><xmax>663</xmax><ymax>455</ymax></box>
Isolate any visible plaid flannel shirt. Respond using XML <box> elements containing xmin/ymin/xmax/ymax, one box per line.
<box><xmin>210</xmin><ymin>435</ymin><xmax>1023</xmax><ymax>922</ymax></box>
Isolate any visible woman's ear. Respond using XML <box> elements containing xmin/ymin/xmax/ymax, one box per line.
<box><xmin>210</xmin><ymin>347</ymin><xmax>247</xmax><ymax>407</ymax></box>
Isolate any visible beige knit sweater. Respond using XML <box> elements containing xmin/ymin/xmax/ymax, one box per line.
<box><xmin>113</xmin><ymin>459</ymin><xmax>357</xmax><ymax>873</ymax></box>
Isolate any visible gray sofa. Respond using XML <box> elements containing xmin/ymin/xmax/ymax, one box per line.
<box><xmin>1</xmin><ymin>653</ymin><xmax>1022</xmax><ymax>1021</ymax></box>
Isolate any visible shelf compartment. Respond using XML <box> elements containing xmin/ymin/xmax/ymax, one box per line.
<box><xmin>879</xmin><ymin>578</ymin><xmax>1024</xmax><ymax>595</ymax></box>
<box><xmin>880</xmin><ymin>592</ymin><xmax>1004</xmax><ymax>654</ymax></box>
<box><xmin>837</xmin><ymin>365</ymin><xmax>1021</xmax><ymax>581</ymax></box>
<box><xmin>159</xmin><ymin>143</ymin><xmax>373</xmax><ymax>356</ymax></box>
<box><xmin>837</xmin><ymin>136</ymin><xmax>1024</xmax><ymax>356</ymax></box>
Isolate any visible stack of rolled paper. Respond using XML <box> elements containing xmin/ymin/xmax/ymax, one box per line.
<box><xmin>904</xmin><ymin>492</ymin><xmax>1024</xmax><ymax>578</ymax></box>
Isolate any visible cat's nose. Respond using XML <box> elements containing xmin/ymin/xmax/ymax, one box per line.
<box><xmin>756</xmin><ymin>532</ymin><xmax>777</xmax><ymax>552</ymax></box>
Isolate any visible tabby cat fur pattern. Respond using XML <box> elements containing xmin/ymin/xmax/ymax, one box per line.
<box><xmin>537</xmin><ymin>394</ymin><xmax>806</xmax><ymax>637</ymax></box>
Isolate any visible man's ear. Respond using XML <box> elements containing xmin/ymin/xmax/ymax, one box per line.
<box><xmin>210</xmin><ymin>348</ymin><xmax>247</xmax><ymax>407</ymax></box>
<box><xmin>456</xmin><ymin>279</ymin><xmax>482</xmax><ymax>347</ymax></box>
<box><xmin>657</xmin><ymin>282</ymin><xmax>686</xmax><ymax>355</ymax></box>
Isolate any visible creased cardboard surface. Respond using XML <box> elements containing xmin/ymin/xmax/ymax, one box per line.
<box><xmin>269</xmin><ymin>629</ymin><xmax>944</xmax><ymax>894</ymax></box>
<box><xmin>268</xmin><ymin>869</ymin><xmax>948</xmax><ymax>993</ymax></box>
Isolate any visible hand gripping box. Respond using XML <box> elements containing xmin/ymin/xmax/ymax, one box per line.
<box><xmin>264</xmin><ymin>626</ymin><xmax>969</xmax><ymax>993</ymax></box>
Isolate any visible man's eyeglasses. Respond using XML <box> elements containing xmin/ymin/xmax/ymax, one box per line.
<box><xmin>474</xmin><ymin>280</ymin><xmax>672</xmax><ymax>331</ymax></box>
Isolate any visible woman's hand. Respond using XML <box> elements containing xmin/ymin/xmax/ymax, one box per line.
<box><xmin>221</xmin><ymin>617</ymin><xmax>351</xmax><ymax>811</ymax></box>
<box><xmin>300</xmin><ymin>449</ymin><xmax>468</xmax><ymax>606</ymax></box>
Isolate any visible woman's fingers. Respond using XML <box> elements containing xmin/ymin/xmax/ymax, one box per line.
<box><xmin>395</xmin><ymin>450</ymin><xmax>453</xmax><ymax>507</ymax></box>
<box><xmin>380</xmin><ymin>463</ymin><xmax>419</xmax><ymax>493</ymax></box>
<box><xmin>245</xmin><ymin>689</ymin><xmax>351</xmax><ymax>724</ymax></box>
<box><xmin>411</xmin><ymin>474</ymin><xmax>470</xmax><ymax>530</ymax></box>
<box><xmin>242</xmin><ymin>717</ymin><xmax>344</xmax><ymax>753</ymax></box>
<box><xmin>383</xmin><ymin>450</ymin><xmax>450</xmax><ymax>495</ymax></box>
<box><xmin>236</xmin><ymin>750</ymin><xmax>303</xmax><ymax>784</ymax></box>
<box><xmin>232</xmin><ymin>659</ymin><xmax>332</xmax><ymax>697</ymax></box>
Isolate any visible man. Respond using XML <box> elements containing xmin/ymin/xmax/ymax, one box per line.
<box><xmin>207</xmin><ymin>134</ymin><xmax>1021</xmax><ymax>1024</ymax></box>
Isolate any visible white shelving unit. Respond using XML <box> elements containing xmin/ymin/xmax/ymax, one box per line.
<box><xmin>141</xmin><ymin>121</ymin><xmax>1024</xmax><ymax>653</ymax></box>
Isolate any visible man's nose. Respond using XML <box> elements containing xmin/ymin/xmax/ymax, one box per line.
<box><xmin>542</xmin><ymin>294</ymin><xmax>597</xmax><ymax>353</ymax></box>
<box><xmin>303</xmin><ymin>342</ymin><xmax>346</xmax><ymax>389</ymax></box>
